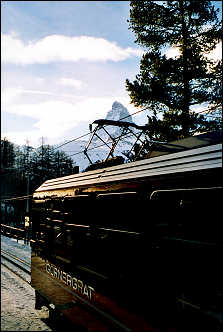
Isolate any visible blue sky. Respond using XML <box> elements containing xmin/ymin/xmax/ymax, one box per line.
<box><xmin>1</xmin><ymin>1</ymin><xmax>222</xmax><ymax>148</ymax></box>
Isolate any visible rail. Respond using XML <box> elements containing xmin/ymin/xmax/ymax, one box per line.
<box><xmin>1</xmin><ymin>249</ymin><xmax>31</xmax><ymax>284</ymax></box>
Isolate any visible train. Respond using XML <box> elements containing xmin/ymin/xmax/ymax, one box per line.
<box><xmin>30</xmin><ymin>130</ymin><xmax>222</xmax><ymax>331</ymax></box>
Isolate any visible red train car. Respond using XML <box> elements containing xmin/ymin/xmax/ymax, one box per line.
<box><xmin>30</xmin><ymin>132</ymin><xmax>222</xmax><ymax>331</ymax></box>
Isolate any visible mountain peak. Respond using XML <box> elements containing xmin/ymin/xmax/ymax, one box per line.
<box><xmin>112</xmin><ymin>101</ymin><xmax>123</xmax><ymax>109</ymax></box>
<box><xmin>106</xmin><ymin>101</ymin><xmax>133</xmax><ymax>123</ymax></box>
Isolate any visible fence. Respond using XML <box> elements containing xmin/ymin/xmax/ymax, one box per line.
<box><xmin>1</xmin><ymin>224</ymin><xmax>30</xmax><ymax>245</ymax></box>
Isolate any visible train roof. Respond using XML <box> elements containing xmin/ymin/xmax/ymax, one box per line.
<box><xmin>147</xmin><ymin>130</ymin><xmax>222</xmax><ymax>156</ymax></box>
<box><xmin>33</xmin><ymin>133</ymin><xmax>222</xmax><ymax>199</ymax></box>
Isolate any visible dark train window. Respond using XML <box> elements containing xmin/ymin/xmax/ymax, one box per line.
<box><xmin>149</xmin><ymin>187</ymin><xmax>222</xmax><ymax>243</ymax></box>
<box><xmin>94</xmin><ymin>191</ymin><xmax>150</xmax><ymax>232</ymax></box>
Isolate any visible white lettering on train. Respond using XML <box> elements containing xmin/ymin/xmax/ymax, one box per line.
<box><xmin>45</xmin><ymin>263</ymin><xmax>95</xmax><ymax>300</ymax></box>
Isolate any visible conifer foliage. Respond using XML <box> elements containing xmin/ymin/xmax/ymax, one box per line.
<box><xmin>126</xmin><ymin>0</ymin><xmax>222</xmax><ymax>140</ymax></box>
<box><xmin>1</xmin><ymin>138</ymin><xmax>75</xmax><ymax>196</ymax></box>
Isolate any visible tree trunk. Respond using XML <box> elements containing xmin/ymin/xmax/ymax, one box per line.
<box><xmin>179</xmin><ymin>0</ymin><xmax>191</xmax><ymax>137</ymax></box>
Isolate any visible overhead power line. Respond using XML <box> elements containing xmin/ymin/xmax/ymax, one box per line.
<box><xmin>56</xmin><ymin>132</ymin><xmax>91</xmax><ymax>150</ymax></box>
<box><xmin>55</xmin><ymin>107</ymin><xmax>147</xmax><ymax>150</ymax></box>
<box><xmin>57</xmin><ymin>105</ymin><xmax>221</xmax><ymax>159</ymax></box>
<box><xmin>69</xmin><ymin>132</ymin><xmax>135</xmax><ymax>157</ymax></box>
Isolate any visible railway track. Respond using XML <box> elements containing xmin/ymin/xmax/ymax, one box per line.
<box><xmin>1</xmin><ymin>249</ymin><xmax>31</xmax><ymax>284</ymax></box>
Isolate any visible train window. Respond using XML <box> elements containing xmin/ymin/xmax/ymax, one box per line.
<box><xmin>93</xmin><ymin>191</ymin><xmax>149</xmax><ymax>231</ymax></box>
<box><xmin>64</xmin><ymin>195</ymin><xmax>91</xmax><ymax>209</ymax></box>
<box><xmin>73</xmin><ymin>225</ymin><xmax>143</xmax><ymax>280</ymax></box>
<box><xmin>57</xmin><ymin>191</ymin><xmax>146</xmax><ymax>278</ymax></box>
<box><xmin>149</xmin><ymin>187</ymin><xmax>222</xmax><ymax>243</ymax></box>
<box><xmin>150</xmin><ymin>187</ymin><xmax>222</xmax><ymax>203</ymax></box>
<box><xmin>63</xmin><ymin>195</ymin><xmax>93</xmax><ymax>226</ymax></box>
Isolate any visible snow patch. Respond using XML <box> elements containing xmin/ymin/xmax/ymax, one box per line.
<box><xmin>1</xmin><ymin>235</ymin><xmax>51</xmax><ymax>331</ymax></box>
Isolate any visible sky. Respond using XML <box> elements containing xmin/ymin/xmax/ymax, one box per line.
<box><xmin>1</xmin><ymin>1</ymin><xmax>222</xmax><ymax>148</ymax></box>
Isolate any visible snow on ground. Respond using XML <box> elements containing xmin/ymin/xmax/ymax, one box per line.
<box><xmin>1</xmin><ymin>235</ymin><xmax>52</xmax><ymax>331</ymax></box>
<box><xmin>1</xmin><ymin>265</ymin><xmax>51</xmax><ymax>331</ymax></box>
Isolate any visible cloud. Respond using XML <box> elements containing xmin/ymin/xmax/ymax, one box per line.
<box><xmin>2</xmin><ymin>95</ymin><xmax>140</xmax><ymax>147</ymax></box>
<box><xmin>1</xmin><ymin>129</ymin><xmax>44</xmax><ymax>147</ymax></box>
<box><xmin>3</xmin><ymin>97</ymin><xmax>116</xmax><ymax>140</ymax></box>
<box><xmin>1</xmin><ymin>87</ymin><xmax>84</xmax><ymax>107</ymax></box>
<box><xmin>60</xmin><ymin>78</ymin><xmax>86</xmax><ymax>90</ymax></box>
<box><xmin>5</xmin><ymin>97</ymin><xmax>119</xmax><ymax>125</ymax></box>
<box><xmin>2</xmin><ymin>33</ymin><xmax>143</xmax><ymax>64</ymax></box>
<box><xmin>2</xmin><ymin>87</ymin><xmax>21</xmax><ymax>104</ymax></box>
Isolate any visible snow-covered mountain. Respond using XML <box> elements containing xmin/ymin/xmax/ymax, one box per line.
<box><xmin>60</xmin><ymin>101</ymin><xmax>137</xmax><ymax>172</ymax></box>
<box><xmin>91</xmin><ymin>101</ymin><xmax>135</xmax><ymax>144</ymax></box>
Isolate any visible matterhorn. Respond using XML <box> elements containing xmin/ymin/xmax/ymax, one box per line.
<box><xmin>60</xmin><ymin>101</ymin><xmax>136</xmax><ymax>172</ymax></box>
<box><xmin>91</xmin><ymin>101</ymin><xmax>135</xmax><ymax>145</ymax></box>
<box><xmin>106</xmin><ymin>101</ymin><xmax>133</xmax><ymax>122</ymax></box>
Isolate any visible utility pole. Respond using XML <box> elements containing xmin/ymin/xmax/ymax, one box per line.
<box><xmin>25</xmin><ymin>139</ymin><xmax>30</xmax><ymax>217</ymax></box>
<box><xmin>25</xmin><ymin>172</ymin><xmax>30</xmax><ymax>244</ymax></box>
<box><xmin>26</xmin><ymin>173</ymin><xmax>30</xmax><ymax>214</ymax></box>
<box><xmin>25</xmin><ymin>139</ymin><xmax>30</xmax><ymax>244</ymax></box>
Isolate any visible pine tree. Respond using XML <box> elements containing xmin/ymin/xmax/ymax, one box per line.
<box><xmin>28</xmin><ymin>144</ymin><xmax>75</xmax><ymax>191</ymax></box>
<box><xmin>126</xmin><ymin>0</ymin><xmax>222</xmax><ymax>140</ymax></box>
<box><xmin>1</xmin><ymin>138</ymin><xmax>15</xmax><ymax>170</ymax></box>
